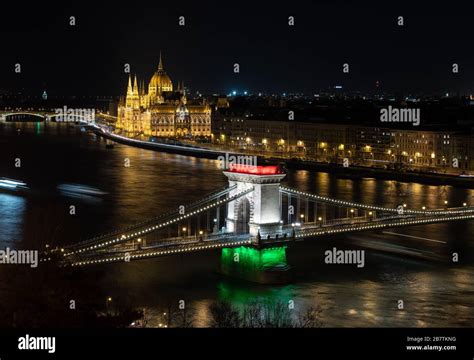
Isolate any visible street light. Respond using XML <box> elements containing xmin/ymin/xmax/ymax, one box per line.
<box><xmin>105</xmin><ymin>296</ymin><xmax>113</xmax><ymax>314</ymax></box>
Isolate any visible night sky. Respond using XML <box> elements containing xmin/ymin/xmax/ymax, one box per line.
<box><xmin>1</xmin><ymin>1</ymin><xmax>473</xmax><ymax>96</ymax></box>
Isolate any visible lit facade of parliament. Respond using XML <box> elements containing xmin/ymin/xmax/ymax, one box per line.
<box><xmin>116</xmin><ymin>54</ymin><xmax>211</xmax><ymax>138</ymax></box>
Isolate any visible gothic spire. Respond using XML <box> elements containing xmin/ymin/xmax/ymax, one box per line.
<box><xmin>133</xmin><ymin>75</ymin><xmax>138</xmax><ymax>94</ymax></box>
<box><xmin>158</xmin><ymin>51</ymin><xmax>163</xmax><ymax>71</ymax></box>
<box><xmin>127</xmin><ymin>74</ymin><xmax>133</xmax><ymax>94</ymax></box>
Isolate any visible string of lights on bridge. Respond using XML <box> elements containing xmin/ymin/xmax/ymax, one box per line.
<box><xmin>62</xmin><ymin>187</ymin><xmax>254</xmax><ymax>257</ymax></box>
<box><xmin>280</xmin><ymin>187</ymin><xmax>472</xmax><ymax>216</ymax></box>
<box><xmin>295</xmin><ymin>213</ymin><xmax>474</xmax><ymax>239</ymax></box>
<box><xmin>48</xmin><ymin>184</ymin><xmax>474</xmax><ymax>265</ymax></box>
<box><xmin>77</xmin><ymin>185</ymin><xmax>236</xmax><ymax>246</ymax></box>
<box><xmin>66</xmin><ymin>213</ymin><xmax>474</xmax><ymax>266</ymax></box>
<box><xmin>69</xmin><ymin>239</ymin><xmax>253</xmax><ymax>267</ymax></box>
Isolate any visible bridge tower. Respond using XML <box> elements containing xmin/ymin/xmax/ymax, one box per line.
<box><xmin>223</xmin><ymin>164</ymin><xmax>286</xmax><ymax>237</ymax></box>
<box><xmin>220</xmin><ymin>164</ymin><xmax>291</xmax><ymax>284</ymax></box>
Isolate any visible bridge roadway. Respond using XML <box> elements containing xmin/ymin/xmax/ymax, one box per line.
<box><xmin>67</xmin><ymin>233</ymin><xmax>253</xmax><ymax>267</ymax></box>
<box><xmin>60</xmin><ymin>210</ymin><xmax>474</xmax><ymax>267</ymax></box>
<box><xmin>41</xmin><ymin>184</ymin><xmax>474</xmax><ymax>267</ymax></box>
<box><xmin>294</xmin><ymin>211</ymin><xmax>474</xmax><ymax>240</ymax></box>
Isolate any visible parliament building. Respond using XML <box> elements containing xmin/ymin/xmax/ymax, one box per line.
<box><xmin>116</xmin><ymin>54</ymin><xmax>211</xmax><ymax>138</ymax></box>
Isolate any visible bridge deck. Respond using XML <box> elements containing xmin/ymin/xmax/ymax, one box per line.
<box><xmin>41</xmin><ymin>185</ymin><xmax>474</xmax><ymax>267</ymax></box>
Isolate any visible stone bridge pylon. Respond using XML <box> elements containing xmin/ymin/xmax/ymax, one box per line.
<box><xmin>221</xmin><ymin>164</ymin><xmax>291</xmax><ymax>284</ymax></box>
<box><xmin>224</xmin><ymin>164</ymin><xmax>286</xmax><ymax>237</ymax></box>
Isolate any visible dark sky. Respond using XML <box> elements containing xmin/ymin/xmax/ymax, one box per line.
<box><xmin>1</xmin><ymin>1</ymin><xmax>473</xmax><ymax>96</ymax></box>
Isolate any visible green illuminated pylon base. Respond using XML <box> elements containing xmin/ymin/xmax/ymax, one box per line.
<box><xmin>219</xmin><ymin>246</ymin><xmax>291</xmax><ymax>284</ymax></box>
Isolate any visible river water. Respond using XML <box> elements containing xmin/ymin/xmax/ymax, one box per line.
<box><xmin>1</xmin><ymin>121</ymin><xmax>473</xmax><ymax>327</ymax></box>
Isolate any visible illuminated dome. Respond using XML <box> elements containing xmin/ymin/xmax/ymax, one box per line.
<box><xmin>150</xmin><ymin>71</ymin><xmax>172</xmax><ymax>89</ymax></box>
<box><xmin>149</xmin><ymin>54</ymin><xmax>173</xmax><ymax>92</ymax></box>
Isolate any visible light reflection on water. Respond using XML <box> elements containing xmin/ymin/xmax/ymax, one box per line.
<box><xmin>0</xmin><ymin>193</ymin><xmax>26</xmax><ymax>245</ymax></box>
<box><xmin>1</xmin><ymin>122</ymin><xmax>474</xmax><ymax>327</ymax></box>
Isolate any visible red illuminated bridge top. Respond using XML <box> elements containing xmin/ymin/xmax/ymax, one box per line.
<box><xmin>228</xmin><ymin>164</ymin><xmax>284</xmax><ymax>175</ymax></box>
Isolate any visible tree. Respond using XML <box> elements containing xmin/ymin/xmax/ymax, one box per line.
<box><xmin>209</xmin><ymin>301</ymin><xmax>241</xmax><ymax>328</ymax></box>
<box><xmin>209</xmin><ymin>300</ymin><xmax>323</xmax><ymax>328</ymax></box>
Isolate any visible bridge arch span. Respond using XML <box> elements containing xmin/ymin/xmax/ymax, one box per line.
<box><xmin>235</xmin><ymin>196</ymin><xmax>252</xmax><ymax>234</ymax></box>
<box><xmin>1</xmin><ymin>111</ymin><xmax>96</xmax><ymax>124</ymax></box>
<box><xmin>3</xmin><ymin>112</ymin><xmax>46</xmax><ymax>120</ymax></box>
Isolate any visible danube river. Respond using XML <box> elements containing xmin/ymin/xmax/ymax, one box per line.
<box><xmin>1</xmin><ymin>121</ymin><xmax>474</xmax><ymax>327</ymax></box>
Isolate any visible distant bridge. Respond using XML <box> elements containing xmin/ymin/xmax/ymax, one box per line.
<box><xmin>0</xmin><ymin>110</ymin><xmax>114</xmax><ymax>124</ymax></box>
